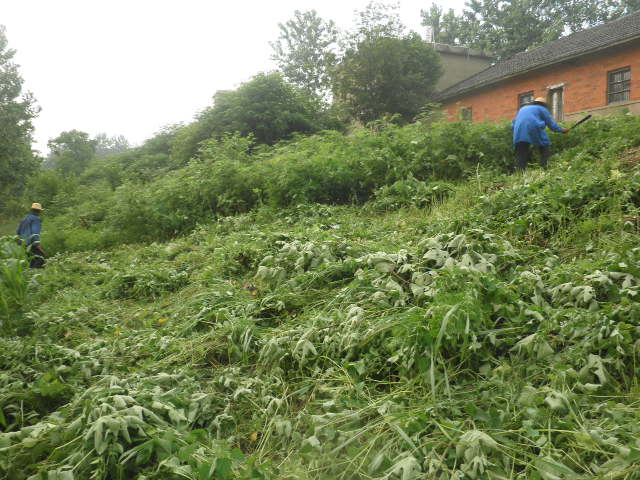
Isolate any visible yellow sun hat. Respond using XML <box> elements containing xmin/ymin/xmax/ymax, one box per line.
<box><xmin>534</xmin><ymin>97</ymin><xmax>548</xmax><ymax>104</ymax></box>
<box><xmin>31</xmin><ymin>202</ymin><xmax>43</xmax><ymax>211</ymax></box>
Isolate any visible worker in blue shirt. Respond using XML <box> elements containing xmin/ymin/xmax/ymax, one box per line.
<box><xmin>16</xmin><ymin>202</ymin><xmax>46</xmax><ymax>268</ymax></box>
<box><xmin>513</xmin><ymin>97</ymin><xmax>569</xmax><ymax>170</ymax></box>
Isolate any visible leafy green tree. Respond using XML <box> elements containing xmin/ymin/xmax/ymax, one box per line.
<box><xmin>351</xmin><ymin>1</ymin><xmax>405</xmax><ymax>42</ymax></box>
<box><xmin>0</xmin><ymin>25</ymin><xmax>40</xmax><ymax>212</ymax></box>
<box><xmin>94</xmin><ymin>133</ymin><xmax>130</xmax><ymax>157</ymax></box>
<box><xmin>207</xmin><ymin>73</ymin><xmax>323</xmax><ymax>144</ymax></box>
<box><xmin>170</xmin><ymin>72</ymin><xmax>327</xmax><ymax>163</ymax></box>
<box><xmin>48</xmin><ymin>130</ymin><xmax>96</xmax><ymax>176</ymax></box>
<box><xmin>422</xmin><ymin>0</ymin><xmax>640</xmax><ymax>59</ymax></box>
<box><xmin>332</xmin><ymin>33</ymin><xmax>442</xmax><ymax>123</ymax></box>
<box><xmin>421</xmin><ymin>4</ymin><xmax>473</xmax><ymax>45</ymax></box>
<box><xmin>270</xmin><ymin>10</ymin><xmax>338</xmax><ymax>99</ymax></box>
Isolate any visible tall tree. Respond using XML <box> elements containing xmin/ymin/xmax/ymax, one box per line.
<box><xmin>421</xmin><ymin>0</ymin><xmax>640</xmax><ymax>59</ymax></box>
<box><xmin>94</xmin><ymin>133</ymin><xmax>130</xmax><ymax>157</ymax></box>
<box><xmin>169</xmin><ymin>72</ymin><xmax>327</xmax><ymax>164</ymax></box>
<box><xmin>0</xmin><ymin>25</ymin><xmax>40</xmax><ymax>212</ymax></box>
<box><xmin>204</xmin><ymin>72</ymin><xmax>326</xmax><ymax>145</ymax></box>
<box><xmin>351</xmin><ymin>1</ymin><xmax>405</xmax><ymax>42</ymax></box>
<box><xmin>48</xmin><ymin>130</ymin><xmax>96</xmax><ymax>176</ymax></box>
<box><xmin>421</xmin><ymin>4</ymin><xmax>474</xmax><ymax>45</ymax></box>
<box><xmin>270</xmin><ymin>10</ymin><xmax>339</xmax><ymax>99</ymax></box>
<box><xmin>332</xmin><ymin>33</ymin><xmax>442</xmax><ymax>123</ymax></box>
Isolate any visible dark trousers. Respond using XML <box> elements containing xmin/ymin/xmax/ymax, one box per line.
<box><xmin>29</xmin><ymin>245</ymin><xmax>45</xmax><ymax>269</ymax></box>
<box><xmin>515</xmin><ymin>142</ymin><xmax>550</xmax><ymax>170</ymax></box>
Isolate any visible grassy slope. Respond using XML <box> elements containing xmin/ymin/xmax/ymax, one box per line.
<box><xmin>1</xmin><ymin>138</ymin><xmax>640</xmax><ymax>479</ymax></box>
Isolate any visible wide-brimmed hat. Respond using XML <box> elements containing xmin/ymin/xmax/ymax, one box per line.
<box><xmin>533</xmin><ymin>96</ymin><xmax>548</xmax><ymax>105</ymax></box>
<box><xmin>31</xmin><ymin>202</ymin><xmax>43</xmax><ymax>211</ymax></box>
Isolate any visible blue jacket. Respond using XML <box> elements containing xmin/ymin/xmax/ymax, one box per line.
<box><xmin>513</xmin><ymin>104</ymin><xmax>563</xmax><ymax>147</ymax></box>
<box><xmin>16</xmin><ymin>213</ymin><xmax>42</xmax><ymax>246</ymax></box>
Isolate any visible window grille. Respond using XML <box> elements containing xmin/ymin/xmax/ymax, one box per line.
<box><xmin>460</xmin><ymin>107</ymin><xmax>472</xmax><ymax>122</ymax></box>
<box><xmin>518</xmin><ymin>91</ymin><xmax>534</xmax><ymax>108</ymax></box>
<box><xmin>608</xmin><ymin>68</ymin><xmax>631</xmax><ymax>104</ymax></box>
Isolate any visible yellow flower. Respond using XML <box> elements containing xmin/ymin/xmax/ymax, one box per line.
<box><xmin>158</xmin><ymin>318</ymin><xmax>169</xmax><ymax>324</ymax></box>
<box><xmin>249</xmin><ymin>432</ymin><xmax>258</xmax><ymax>442</ymax></box>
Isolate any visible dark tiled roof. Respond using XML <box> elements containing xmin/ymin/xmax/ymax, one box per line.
<box><xmin>436</xmin><ymin>11</ymin><xmax>640</xmax><ymax>102</ymax></box>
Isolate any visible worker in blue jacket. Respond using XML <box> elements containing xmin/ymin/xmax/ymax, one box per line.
<box><xmin>513</xmin><ymin>97</ymin><xmax>569</xmax><ymax>170</ymax></box>
<box><xmin>16</xmin><ymin>202</ymin><xmax>46</xmax><ymax>268</ymax></box>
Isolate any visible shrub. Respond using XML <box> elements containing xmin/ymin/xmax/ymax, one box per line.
<box><xmin>0</xmin><ymin>236</ymin><xmax>29</xmax><ymax>329</ymax></box>
<box><xmin>369</xmin><ymin>176</ymin><xmax>454</xmax><ymax>211</ymax></box>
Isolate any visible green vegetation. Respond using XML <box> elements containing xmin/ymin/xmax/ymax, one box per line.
<box><xmin>422</xmin><ymin>0</ymin><xmax>640</xmax><ymax>58</ymax></box>
<box><xmin>332</xmin><ymin>33</ymin><xmax>442</xmax><ymax>123</ymax></box>
<box><xmin>3</xmin><ymin>3</ymin><xmax>640</xmax><ymax>478</ymax></box>
<box><xmin>0</xmin><ymin>237</ymin><xmax>29</xmax><ymax>331</ymax></box>
<box><xmin>47</xmin><ymin>130</ymin><xmax>97</xmax><ymax>176</ymax></box>
<box><xmin>28</xmin><ymin>118</ymin><xmax>514</xmax><ymax>254</ymax></box>
<box><xmin>1</xmin><ymin>114</ymin><xmax>640</xmax><ymax>479</ymax></box>
<box><xmin>0</xmin><ymin>25</ymin><xmax>40</xmax><ymax>214</ymax></box>
<box><xmin>270</xmin><ymin>10</ymin><xmax>338</xmax><ymax>99</ymax></box>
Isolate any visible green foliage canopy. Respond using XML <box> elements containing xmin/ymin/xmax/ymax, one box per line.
<box><xmin>350</xmin><ymin>0</ymin><xmax>406</xmax><ymax>42</ymax></box>
<box><xmin>205</xmin><ymin>72</ymin><xmax>325</xmax><ymax>145</ymax></box>
<box><xmin>422</xmin><ymin>0</ymin><xmax>640</xmax><ymax>59</ymax></box>
<box><xmin>94</xmin><ymin>133</ymin><xmax>130</xmax><ymax>157</ymax></box>
<box><xmin>48</xmin><ymin>130</ymin><xmax>97</xmax><ymax>176</ymax></box>
<box><xmin>0</xmin><ymin>25</ymin><xmax>40</xmax><ymax>213</ymax></box>
<box><xmin>169</xmin><ymin>72</ymin><xmax>328</xmax><ymax>165</ymax></box>
<box><xmin>332</xmin><ymin>33</ymin><xmax>442</xmax><ymax>123</ymax></box>
<box><xmin>270</xmin><ymin>9</ymin><xmax>338</xmax><ymax>99</ymax></box>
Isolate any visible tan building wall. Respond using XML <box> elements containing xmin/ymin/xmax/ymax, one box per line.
<box><xmin>435</xmin><ymin>44</ymin><xmax>494</xmax><ymax>92</ymax></box>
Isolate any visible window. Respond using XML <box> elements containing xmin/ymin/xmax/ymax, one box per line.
<box><xmin>548</xmin><ymin>88</ymin><xmax>564</xmax><ymax>121</ymax></box>
<box><xmin>460</xmin><ymin>107</ymin><xmax>472</xmax><ymax>122</ymax></box>
<box><xmin>518</xmin><ymin>91</ymin><xmax>534</xmax><ymax>108</ymax></box>
<box><xmin>608</xmin><ymin>68</ymin><xmax>631</xmax><ymax>104</ymax></box>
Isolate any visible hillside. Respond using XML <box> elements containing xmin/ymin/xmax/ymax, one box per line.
<box><xmin>1</xmin><ymin>115</ymin><xmax>640</xmax><ymax>479</ymax></box>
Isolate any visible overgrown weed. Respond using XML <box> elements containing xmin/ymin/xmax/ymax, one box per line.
<box><xmin>2</xmin><ymin>115</ymin><xmax>640</xmax><ymax>479</ymax></box>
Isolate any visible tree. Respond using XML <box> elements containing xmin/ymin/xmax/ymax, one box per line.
<box><xmin>48</xmin><ymin>130</ymin><xmax>96</xmax><ymax>176</ymax></box>
<box><xmin>94</xmin><ymin>133</ymin><xmax>130</xmax><ymax>157</ymax></box>
<box><xmin>421</xmin><ymin>0</ymin><xmax>640</xmax><ymax>59</ymax></box>
<box><xmin>171</xmin><ymin>72</ymin><xmax>327</xmax><ymax>161</ymax></box>
<box><xmin>351</xmin><ymin>1</ymin><xmax>405</xmax><ymax>42</ymax></box>
<box><xmin>270</xmin><ymin>10</ymin><xmax>339</xmax><ymax>99</ymax></box>
<box><xmin>332</xmin><ymin>33</ymin><xmax>442</xmax><ymax>124</ymax></box>
<box><xmin>421</xmin><ymin>4</ymin><xmax>473</xmax><ymax>45</ymax></box>
<box><xmin>0</xmin><ymin>25</ymin><xmax>40</xmax><ymax>212</ymax></box>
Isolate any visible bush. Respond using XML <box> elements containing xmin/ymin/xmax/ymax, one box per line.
<box><xmin>0</xmin><ymin>236</ymin><xmax>29</xmax><ymax>329</ymax></box>
<box><xmin>28</xmin><ymin>113</ymin><xmax>640</xmax><ymax>252</ymax></box>
<box><xmin>369</xmin><ymin>176</ymin><xmax>454</xmax><ymax>211</ymax></box>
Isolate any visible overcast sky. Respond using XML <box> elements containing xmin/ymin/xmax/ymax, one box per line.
<box><xmin>2</xmin><ymin>0</ymin><xmax>465</xmax><ymax>154</ymax></box>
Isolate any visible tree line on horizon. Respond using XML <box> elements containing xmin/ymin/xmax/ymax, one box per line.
<box><xmin>1</xmin><ymin>0</ymin><xmax>640</xmax><ymax>216</ymax></box>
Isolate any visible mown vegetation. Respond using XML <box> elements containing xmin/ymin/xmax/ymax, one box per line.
<box><xmin>1</xmin><ymin>113</ymin><xmax>640</xmax><ymax>479</ymax></box>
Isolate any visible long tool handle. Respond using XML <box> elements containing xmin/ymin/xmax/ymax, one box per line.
<box><xmin>569</xmin><ymin>114</ymin><xmax>592</xmax><ymax>130</ymax></box>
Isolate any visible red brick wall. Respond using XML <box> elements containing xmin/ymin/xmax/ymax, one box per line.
<box><xmin>442</xmin><ymin>42</ymin><xmax>640</xmax><ymax>122</ymax></box>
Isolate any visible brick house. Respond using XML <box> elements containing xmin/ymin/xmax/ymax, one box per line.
<box><xmin>436</xmin><ymin>11</ymin><xmax>640</xmax><ymax>124</ymax></box>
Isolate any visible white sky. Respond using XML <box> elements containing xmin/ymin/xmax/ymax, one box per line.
<box><xmin>2</xmin><ymin>0</ymin><xmax>465</xmax><ymax>154</ymax></box>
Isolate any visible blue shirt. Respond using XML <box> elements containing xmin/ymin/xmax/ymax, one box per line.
<box><xmin>16</xmin><ymin>213</ymin><xmax>42</xmax><ymax>246</ymax></box>
<box><xmin>513</xmin><ymin>104</ymin><xmax>563</xmax><ymax>147</ymax></box>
